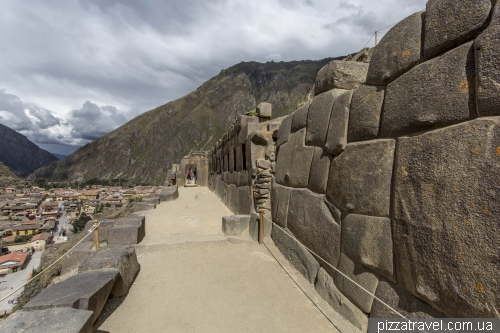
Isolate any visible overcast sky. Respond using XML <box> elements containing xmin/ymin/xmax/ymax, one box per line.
<box><xmin>0</xmin><ymin>0</ymin><xmax>426</xmax><ymax>155</ymax></box>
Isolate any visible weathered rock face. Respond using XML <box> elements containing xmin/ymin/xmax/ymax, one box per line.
<box><xmin>424</xmin><ymin>0</ymin><xmax>491</xmax><ymax>60</ymax></box>
<box><xmin>381</xmin><ymin>42</ymin><xmax>476</xmax><ymax>138</ymax></box>
<box><xmin>334</xmin><ymin>253</ymin><xmax>380</xmax><ymax>314</ymax></box>
<box><xmin>342</xmin><ymin>213</ymin><xmax>395</xmax><ymax>282</ymax></box>
<box><xmin>324</xmin><ymin>90</ymin><xmax>353</xmax><ymax>155</ymax></box>
<box><xmin>327</xmin><ymin>139</ymin><xmax>395</xmax><ymax>217</ymax></box>
<box><xmin>271</xmin><ymin>225</ymin><xmax>320</xmax><ymax>284</ymax></box>
<box><xmin>307</xmin><ymin>147</ymin><xmax>332</xmax><ymax>194</ymax></box>
<box><xmin>367</xmin><ymin>11</ymin><xmax>424</xmax><ymax>85</ymax></box>
<box><xmin>475</xmin><ymin>2</ymin><xmax>500</xmax><ymax>116</ymax></box>
<box><xmin>79</xmin><ymin>245</ymin><xmax>140</xmax><ymax>297</ymax></box>
<box><xmin>289</xmin><ymin>129</ymin><xmax>315</xmax><ymax>188</ymax></box>
<box><xmin>24</xmin><ymin>269</ymin><xmax>119</xmax><ymax>323</ymax></box>
<box><xmin>277</xmin><ymin>114</ymin><xmax>293</xmax><ymax>147</ymax></box>
<box><xmin>271</xmin><ymin>181</ymin><xmax>291</xmax><ymax>228</ymax></box>
<box><xmin>290</xmin><ymin>105</ymin><xmax>309</xmax><ymax>133</ymax></box>
<box><xmin>315</xmin><ymin>267</ymin><xmax>368</xmax><ymax>331</ymax></box>
<box><xmin>371</xmin><ymin>278</ymin><xmax>446</xmax><ymax>318</ymax></box>
<box><xmin>314</xmin><ymin>61</ymin><xmax>369</xmax><ymax>96</ymax></box>
<box><xmin>0</xmin><ymin>308</ymin><xmax>94</xmax><ymax>333</ymax></box>
<box><xmin>306</xmin><ymin>89</ymin><xmax>340</xmax><ymax>147</ymax></box>
<box><xmin>222</xmin><ymin>215</ymin><xmax>250</xmax><ymax>236</ymax></box>
<box><xmin>393</xmin><ymin>118</ymin><xmax>500</xmax><ymax>318</ymax></box>
<box><xmin>347</xmin><ymin>85</ymin><xmax>385</xmax><ymax>142</ymax></box>
<box><xmin>287</xmin><ymin>188</ymin><xmax>341</xmax><ymax>269</ymax></box>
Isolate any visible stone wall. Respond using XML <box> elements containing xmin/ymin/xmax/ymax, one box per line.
<box><xmin>201</xmin><ymin>0</ymin><xmax>499</xmax><ymax>330</ymax></box>
<box><xmin>207</xmin><ymin>103</ymin><xmax>279</xmax><ymax>215</ymax></box>
<box><xmin>270</xmin><ymin>0</ymin><xmax>500</xmax><ymax>330</ymax></box>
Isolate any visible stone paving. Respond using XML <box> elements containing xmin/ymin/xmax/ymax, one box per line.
<box><xmin>98</xmin><ymin>187</ymin><xmax>355</xmax><ymax>333</ymax></box>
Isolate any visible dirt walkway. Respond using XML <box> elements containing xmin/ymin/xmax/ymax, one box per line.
<box><xmin>98</xmin><ymin>187</ymin><xmax>346</xmax><ymax>333</ymax></box>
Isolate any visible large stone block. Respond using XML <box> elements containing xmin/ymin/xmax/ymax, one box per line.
<box><xmin>257</xmin><ymin>102</ymin><xmax>272</xmax><ymax>118</ymax></box>
<box><xmin>79</xmin><ymin>245</ymin><xmax>139</xmax><ymax>297</ymax></box>
<box><xmin>0</xmin><ymin>308</ymin><xmax>94</xmax><ymax>333</ymax></box>
<box><xmin>342</xmin><ymin>213</ymin><xmax>395</xmax><ymax>282</ymax></box>
<box><xmin>235</xmin><ymin>145</ymin><xmax>243</xmax><ymax>172</ymax></box>
<box><xmin>371</xmin><ymin>278</ymin><xmax>446</xmax><ymax>318</ymax></box>
<box><xmin>248</xmin><ymin>212</ymin><xmax>272</xmax><ymax>241</ymax></box>
<box><xmin>271</xmin><ymin>224</ymin><xmax>320</xmax><ymax>284</ymax></box>
<box><xmin>308</xmin><ymin>147</ymin><xmax>332</xmax><ymax>194</ymax></box>
<box><xmin>227</xmin><ymin>184</ymin><xmax>238</xmax><ymax>213</ymax></box>
<box><xmin>325</xmin><ymin>89</ymin><xmax>353</xmax><ymax>155</ymax></box>
<box><xmin>24</xmin><ymin>269</ymin><xmax>119</xmax><ymax>323</ymax></box>
<box><xmin>108</xmin><ymin>225</ymin><xmax>143</xmax><ymax>245</ymax></box>
<box><xmin>133</xmin><ymin>202</ymin><xmax>155</xmax><ymax>211</ymax></box>
<box><xmin>306</xmin><ymin>89</ymin><xmax>342</xmax><ymax>147</ymax></box>
<box><xmin>424</xmin><ymin>0</ymin><xmax>491</xmax><ymax>60</ymax></box>
<box><xmin>315</xmin><ymin>267</ymin><xmax>368</xmax><ymax>331</ymax></box>
<box><xmin>271</xmin><ymin>181</ymin><xmax>291</xmax><ymax>228</ymax></box>
<box><xmin>236</xmin><ymin>185</ymin><xmax>252</xmax><ymax>215</ymax></box>
<box><xmin>393</xmin><ymin>117</ymin><xmax>500</xmax><ymax>317</ymax></box>
<box><xmin>158</xmin><ymin>185</ymin><xmax>179</xmax><ymax>202</ymax></box>
<box><xmin>314</xmin><ymin>60</ymin><xmax>369</xmax><ymax>96</ymax></box>
<box><xmin>222</xmin><ymin>215</ymin><xmax>250</xmax><ymax>236</ymax></box>
<box><xmin>347</xmin><ymin>85</ymin><xmax>385</xmax><ymax>142</ymax></box>
<box><xmin>367</xmin><ymin>11</ymin><xmax>424</xmax><ymax>85</ymax></box>
<box><xmin>142</xmin><ymin>196</ymin><xmax>160</xmax><ymax>205</ymax></box>
<box><xmin>475</xmin><ymin>3</ymin><xmax>500</xmax><ymax>116</ymax></box>
<box><xmin>327</xmin><ymin>139</ymin><xmax>395</xmax><ymax>217</ymax></box>
<box><xmin>287</xmin><ymin>188</ymin><xmax>341</xmax><ymax>269</ymax></box>
<box><xmin>84</xmin><ymin>214</ymin><xmax>145</xmax><ymax>245</ymax></box>
<box><xmin>275</xmin><ymin>140</ymin><xmax>294</xmax><ymax>187</ymax></box>
<box><xmin>334</xmin><ymin>253</ymin><xmax>380</xmax><ymax>313</ymax></box>
<box><xmin>381</xmin><ymin>42</ymin><xmax>476</xmax><ymax>138</ymax></box>
<box><xmin>289</xmin><ymin>128</ymin><xmax>314</xmax><ymax>188</ymax></box>
<box><xmin>277</xmin><ymin>114</ymin><xmax>293</xmax><ymax>147</ymax></box>
<box><xmin>290</xmin><ymin>105</ymin><xmax>309</xmax><ymax>133</ymax></box>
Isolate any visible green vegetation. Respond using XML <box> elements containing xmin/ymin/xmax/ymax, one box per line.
<box><xmin>71</xmin><ymin>213</ymin><xmax>92</xmax><ymax>233</ymax></box>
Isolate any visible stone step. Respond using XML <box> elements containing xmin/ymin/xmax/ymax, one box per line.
<box><xmin>184</xmin><ymin>183</ymin><xmax>198</xmax><ymax>187</ymax></box>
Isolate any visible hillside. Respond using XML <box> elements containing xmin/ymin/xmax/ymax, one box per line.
<box><xmin>0</xmin><ymin>161</ymin><xmax>22</xmax><ymax>186</ymax></box>
<box><xmin>29</xmin><ymin>58</ymin><xmax>340</xmax><ymax>184</ymax></box>
<box><xmin>0</xmin><ymin>123</ymin><xmax>58</xmax><ymax>177</ymax></box>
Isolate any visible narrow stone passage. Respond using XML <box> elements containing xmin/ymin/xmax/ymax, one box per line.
<box><xmin>98</xmin><ymin>187</ymin><xmax>340</xmax><ymax>333</ymax></box>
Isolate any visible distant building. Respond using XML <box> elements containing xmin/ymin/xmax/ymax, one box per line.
<box><xmin>0</xmin><ymin>251</ymin><xmax>29</xmax><ymax>274</ymax></box>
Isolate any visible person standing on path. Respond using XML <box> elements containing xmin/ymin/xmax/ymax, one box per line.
<box><xmin>186</xmin><ymin>168</ymin><xmax>191</xmax><ymax>183</ymax></box>
<box><xmin>193</xmin><ymin>168</ymin><xmax>197</xmax><ymax>184</ymax></box>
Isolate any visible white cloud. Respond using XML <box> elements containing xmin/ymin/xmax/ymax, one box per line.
<box><xmin>0</xmin><ymin>0</ymin><xmax>427</xmax><ymax>154</ymax></box>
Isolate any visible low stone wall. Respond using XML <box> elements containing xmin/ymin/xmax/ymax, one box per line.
<box><xmin>0</xmin><ymin>245</ymin><xmax>139</xmax><ymax>333</ymax></box>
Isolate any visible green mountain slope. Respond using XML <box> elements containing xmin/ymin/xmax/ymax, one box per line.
<box><xmin>29</xmin><ymin>58</ymin><xmax>340</xmax><ymax>184</ymax></box>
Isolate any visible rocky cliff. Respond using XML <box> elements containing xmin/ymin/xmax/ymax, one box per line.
<box><xmin>0</xmin><ymin>123</ymin><xmax>58</xmax><ymax>177</ymax></box>
<box><xmin>29</xmin><ymin>58</ymin><xmax>340</xmax><ymax>184</ymax></box>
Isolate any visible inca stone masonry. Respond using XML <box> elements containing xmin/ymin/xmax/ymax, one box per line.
<box><xmin>173</xmin><ymin>0</ymin><xmax>500</xmax><ymax>330</ymax></box>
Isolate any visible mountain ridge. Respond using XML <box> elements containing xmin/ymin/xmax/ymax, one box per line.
<box><xmin>29</xmin><ymin>57</ymin><xmax>342</xmax><ymax>183</ymax></box>
<box><xmin>0</xmin><ymin>122</ymin><xmax>59</xmax><ymax>177</ymax></box>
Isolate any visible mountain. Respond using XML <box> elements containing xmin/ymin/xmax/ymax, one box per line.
<box><xmin>0</xmin><ymin>123</ymin><xmax>59</xmax><ymax>177</ymax></box>
<box><xmin>0</xmin><ymin>161</ymin><xmax>22</xmax><ymax>186</ymax></box>
<box><xmin>52</xmin><ymin>154</ymin><xmax>66</xmax><ymax>160</ymax></box>
<box><xmin>29</xmin><ymin>58</ymin><xmax>341</xmax><ymax>184</ymax></box>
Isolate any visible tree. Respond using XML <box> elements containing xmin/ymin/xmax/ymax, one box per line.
<box><xmin>72</xmin><ymin>213</ymin><xmax>92</xmax><ymax>233</ymax></box>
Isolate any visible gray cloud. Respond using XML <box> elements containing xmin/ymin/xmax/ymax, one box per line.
<box><xmin>68</xmin><ymin>101</ymin><xmax>127</xmax><ymax>141</ymax></box>
<box><xmin>0</xmin><ymin>0</ymin><xmax>427</xmax><ymax>154</ymax></box>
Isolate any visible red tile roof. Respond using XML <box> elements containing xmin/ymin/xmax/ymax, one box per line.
<box><xmin>0</xmin><ymin>252</ymin><xmax>28</xmax><ymax>265</ymax></box>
